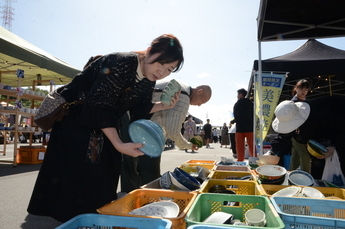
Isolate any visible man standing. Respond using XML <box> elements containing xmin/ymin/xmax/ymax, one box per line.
<box><xmin>203</xmin><ymin>119</ymin><xmax>212</xmax><ymax>148</ymax></box>
<box><xmin>183</xmin><ymin>115</ymin><xmax>197</xmax><ymax>153</ymax></box>
<box><xmin>231</xmin><ymin>88</ymin><xmax>255</xmax><ymax>161</ymax></box>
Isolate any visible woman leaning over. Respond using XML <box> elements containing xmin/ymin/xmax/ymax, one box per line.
<box><xmin>27</xmin><ymin>34</ymin><xmax>184</xmax><ymax>222</ymax></box>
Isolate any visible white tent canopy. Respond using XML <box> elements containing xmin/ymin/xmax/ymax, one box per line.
<box><xmin>0</xmin><ymin>26</ymin><xmax>80</xmax><ymax>87</ymax></box>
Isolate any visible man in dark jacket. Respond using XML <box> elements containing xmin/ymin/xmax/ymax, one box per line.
<box><xmin>231</xmin><ymin>88</ymin><xmax>255</xmax><ymax>161</ymax></box>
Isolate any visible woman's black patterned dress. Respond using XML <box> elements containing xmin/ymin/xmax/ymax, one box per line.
<box><xmin>27</xmin><ymin>52</ymin><xmax>155</xmax><ymax>222</ymax></box>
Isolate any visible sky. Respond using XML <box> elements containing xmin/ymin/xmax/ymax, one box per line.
<box><xmin>6</xmin><ymin>0</ymin><xmax>345</xmax><ymax>126</ymax></box>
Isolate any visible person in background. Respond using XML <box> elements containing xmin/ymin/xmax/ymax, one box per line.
<box><xmin>220</xmin><ymin>122</ymin><xmax>230</xmax><ymax>148</ymax></box>
<box><xmin>229</xmin><ymin>122</ymin><xmax>237</xmax><ymax>157</ymax></box>
<box><xmin>27</xmin><ymin>34</ymin><xmax>184</xmax><ymax>222</ymax></box>
<box><xmin>289</xmin><ymin>79</ymin><xmax>311</xmax><ymax>172</ymax></box>
<box><xmin>231</xmin><ymin>88</ymin><xmax>255</xmax><ymax>161</ymax></box>
<box><xmin>212</xmin><ymin>128</ymin><xmax>219</xmax><ymax>143</ymax></box>
<box><xmin>121</xmin><ymin>80</ymin><xmax>211</xmax><ymax>193</ymax></box>
<box><xmin>203</xmin><ymin>119</ymin><xmax>212</xmax><ymax>148</ymax></box>
<box><xmin>183</xmin><ymin>115</ymin><xmax>197</xmax><ymax>153</ymax></box>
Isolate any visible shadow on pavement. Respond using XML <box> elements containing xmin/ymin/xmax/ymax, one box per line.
<box><xmin>21</xmin><ymin>214</ymin><xmax>62</xmax><ymax>229</ymax></box>
<box><xmin>0</xmin><ymin>163</ymin><xmax>41</xmax><ymax>177</ymax></box>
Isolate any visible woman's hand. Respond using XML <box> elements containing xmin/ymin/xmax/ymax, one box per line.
<box><xmin>317</xmin><ymin>146</ymin><xmax>335</xmax><ymax>159</ymax></box>
<box><xmin>150</xmin><ymin>90</ymin><xmax>181</xmax><ymax>113</ymax></box>
<box><xmin>191</xmin><ymin>144</ymin><xmax>199</xmax><ymax>151</ymax></box>
<box><xmin>102</xmin><ymin>127</ymin><xmax>145</xmax><ymax>157</ymax></box>
<box><xmin>164</xmin><ymin>90</ymin><xmax>181</xmax><ymax>109</ymax></box>
<box><xmin>117</xmin><ymin>142</ymin><xmax>145</xmax><ymax>157</ymax></box>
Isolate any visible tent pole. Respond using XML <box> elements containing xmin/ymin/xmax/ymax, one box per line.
<box><xmin>257</xmin><ymin>41</ymin><xmax>263</xmax><ymax>156</ymax></box>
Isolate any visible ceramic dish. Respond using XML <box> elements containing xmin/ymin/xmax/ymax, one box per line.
<box><xmin>307</xmin><ymin>139</ymin><xmax>328</xmax><ymax>157</ymax></box>
<box><xmin>256</xmin><ymin>165</ymin><xmax>286</xmax><ymax>180</ymax></box>
<box><xmin>159</xmin><ymin>171</ymin><xmax>172</xmax><ymax>189</ymax></box>
<box><xmin>129</xmin><ymin>201</ymin><xmax>179</xmax><ymax>218</ymax></box>
<box><xmin>258</xmin><ymin>155</ymin><xmax>280</xmax><ymax>165</ymax></box>
<box><xmin>160</xmin><ymin>79</ymin><xmax>181</xmax><ymax>105</ymax></box>
<box><xmin>301</xmin><ymin>187</ymin><xmax>325</xmax><ymax>198</ymax></box>
<box><xmin>173</xmin><ymin>167</ymin><xmax>200</xmax><ymax>191</ymax></box>
<box><xmin>272</xmin><ymin>186</ymin><xmax>302</xmax><ymax>197</ymax></box>
<box><xmin>221</xmin><ymin>157</ymin><xmax>234</xmax><ymax>164</ymax></box>
<box><xmin>259</xmin><ymin>174</ymin><xmax>286</xmax><ymax>185</ymax></box>
<box><xmin>256</xmin><ymin>160</ymin><xmax>265</xmax><ymax>166</ymax></box>
<box><xmin>129</xmin><ymin>119</ymin><xmax>165</xmax><ymax>157</ymax></box>
<box><xmin>288</xmin><ymin>170</ymin><xmax>314</xmax><ymax>186</ymax></box>
<box><xmin>203</xmin><ymin>212</ymin><xmax>234</xmax><ymax>224</ymax></box>
<box><xmin>209</xmin><ymin>185</ymin><xmax>227</xmax><ymax>193</ymax></box>
<box><xmin>169</xmin><ymin>171</ymin><xmax>190</xmax><ymax>191</ymax></box>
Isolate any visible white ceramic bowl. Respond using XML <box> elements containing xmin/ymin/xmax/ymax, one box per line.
<box><xmin>221</xmin><ymin>157</ymin><xmax>234</xmax><ymax>164</ymax></box>
<box><xmin>258</xmin><ymin>155</ymin><xmax>280</xmax><ymax>165</ymax></box>
<box><xmin>272</xmin><ymin>186</ymin><xmax>302</xmax><ymax>197</ymax></box>
<box><xmin>301</xmin><ymin>187</ymin><xmax>325</xmax><ymax>198</ymax></box>
<box><xmin>129</xmin><ymin>201</ymin><xmax>179</xmax><ymax>218</ymax></box>
<box><xmin>288</xmin><ymin>170</ymin><xmax>314</xmax><ymax>186</ymax></box>
<box><xmin>256</xmin><ymin>165</ymin><xmax>286</xmax><ymax>180</ymax></box>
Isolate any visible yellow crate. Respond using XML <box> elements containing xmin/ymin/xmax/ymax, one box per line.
<box><xmin>213</xmin><ymin>165</ymin><xmax>251</xmax><ymax>172</ymax></box>
<box><xmin>16</xmin><ymin>148</ymin><xmax>46</xmax><ymax>164</ymax></box>
<box><xmin>199</xmin><ymin>179</ymin><xmax>264</xmax><ymax>195</ymax></box>
<box><xmin>184</xmin><ymin>159</ymin><xmax>216</xmax><ymax>164</ymax></box>
<box><xmin>208</xmin><ymin>170</ymin><xmax>256</xmax><ymax>181</ymax></box>
<box><xmin>181</xmin><ymin>163</ymin><xmax>214</xmax><ymax>170</ymax></box>
<box><xmin>97</xmin><ymin>189</ymin><xmax>198</xmax><ymax>229</ymax></box>
<box><xmin>261</xmin><ymin>184</ymin><xmax>345</xmax><ymax>199</ymax></box>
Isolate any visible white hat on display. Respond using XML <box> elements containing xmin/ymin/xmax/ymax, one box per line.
<box><xmin>272</xmin><ymin>100</ymin><xmax>310</xmax><ymax>134</ymax></box>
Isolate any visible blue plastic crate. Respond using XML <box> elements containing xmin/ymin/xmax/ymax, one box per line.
<box><xmin>270</xmin><ymin>196</ymin><xmax>345</xmax><ymax>229</ymax></box>
<box><xmin>55</xmin><ymin>213</ymin><xmax>172</xmax><ymax>229</ymax></box>
<box><xmin>188</xmin><ymin>225</ymin><xmax>238</xmax><ymax>229</ymax></box>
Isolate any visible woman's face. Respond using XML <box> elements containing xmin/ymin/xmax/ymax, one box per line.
<box><xmin>296</xmin><ymin>87</ymin><xmax>309</xmax><ymax>100</ymax></box>
<box><xmin>143</xmin><ymin>53</ymin><xmax>178</xmax><ymax>81</ymax></box>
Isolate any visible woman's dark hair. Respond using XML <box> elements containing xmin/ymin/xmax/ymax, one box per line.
<box><xmin>148</xmin><ymin>34</ymin><xmax>184</xmax><ymax>72</ymax></box>
<box><xmin>292</xmin><ymin>79</ymin><xmax>310</xmax><ymax>95</ymax></box>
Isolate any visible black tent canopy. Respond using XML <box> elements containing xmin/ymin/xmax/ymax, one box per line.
<box><xmin>249</xmin><ymin>39</ymin><xmax>345</xmax><ymax>100</ymax></box>
<box><xmin>257</xmin><ymin>0</ymin><xmax>345</xmax><ymax>41</ymax></box>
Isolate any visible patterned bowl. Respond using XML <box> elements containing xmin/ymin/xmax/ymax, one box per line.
<box><xmin>129</xmin><ymin>119</ymin><xmax>165</xmax><ymax>158</ymax></box>
<box><xmin>288</xmin><ymin>170</ymin><xmax>314</xmax><ymax>186</ymax></box>
<box><xmin>256</xmin><ymin>165</ymin><xmax>286</xmax><ymax>180</ymax></box>
<box><xmin>160</xmin><ymin>79</ymin><xmax>181</xmax><ymax>105</ymax></box>
<box><xmin>159</xmin><ymin>171</ymin><xmax>172</xmax><ymax>189</ymax></box>
<box><xmin>173</xmin><ymin>167</ymin><xmax>200</xmax><ymax>191</ymax></box>
<box><xmin>169</xmin><ymin>171</ymin><xmax>190</xmax><ymax>191</ymax></box>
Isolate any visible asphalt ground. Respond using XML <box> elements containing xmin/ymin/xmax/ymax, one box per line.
<box><xmin>0</xmin><ymin>142</ymin><xmax>236</xmax><ymax>229</ymax></box>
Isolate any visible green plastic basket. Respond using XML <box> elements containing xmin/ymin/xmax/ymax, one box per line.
<box><xmin>185</xmin><ymin>193</ymin><xmax>285</xmax><ymax>229</ymax></box>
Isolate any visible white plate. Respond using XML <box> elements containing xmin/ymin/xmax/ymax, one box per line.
<box><xmin>301</xmin><ymin>187</ymin><xmax>325</xmax><ymax>198</ymax></box>
<box><xmin>272</xmin><ymin>186</ymin><xmax>302</xmax><ymax>197</ymax></box>
<box><xmin>129</xmin><ymin>201</ymin><xmax>179</xmax><ymax>218</ymax></box>
<box><xmin>203</xmin><ymin>212</ymin><xmax>233</xmax><ymax>224</ymax></box>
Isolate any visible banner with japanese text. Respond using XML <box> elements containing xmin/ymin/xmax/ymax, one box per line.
<box><xmin>254</xmin><ymin>72</ymin><xmax>287</xmax><ymax>146</ymax></box>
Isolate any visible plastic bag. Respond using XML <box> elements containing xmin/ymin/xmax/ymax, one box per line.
<box><xmin>322</xmin><ymin>150</ymin><xmax>345</xmax><ymax>187</ymax></box>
